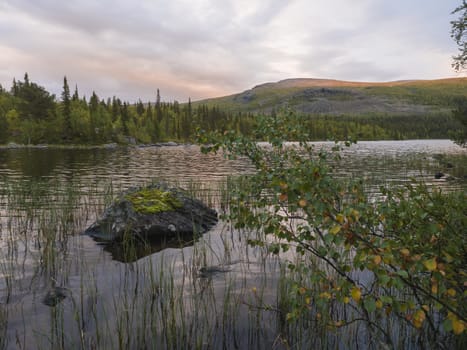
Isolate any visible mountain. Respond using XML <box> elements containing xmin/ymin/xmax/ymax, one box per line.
<box><xmin>192</xmin><ymin>78</ymin><xmax>467</xmax><ymax>115</ymax></box>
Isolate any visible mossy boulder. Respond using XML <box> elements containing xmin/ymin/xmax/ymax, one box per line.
<box><xmin>84</xmin><ymin>183</ymin><xmax>218</xmax><ymax>243</ymax></box>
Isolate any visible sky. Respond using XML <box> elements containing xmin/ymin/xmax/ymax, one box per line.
<box><xmin>0</xmin><ymin>0</ymin><xmax>464</xmax><ymax>102</ymax></box>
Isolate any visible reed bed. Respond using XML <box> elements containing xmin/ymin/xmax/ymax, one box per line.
<box><xmin>0</xmin><ymin>175</ymin><xmax>464</xmax><ymax>349</ymax></box>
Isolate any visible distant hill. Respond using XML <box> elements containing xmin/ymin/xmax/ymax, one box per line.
<box><xmin>192</xmin><ymin>78</ymin><xmax>467</xmax><ymax>115</ymax></box>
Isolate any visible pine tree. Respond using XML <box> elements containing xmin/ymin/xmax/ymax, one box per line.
<box><xmin>136</xmin><ymin>99</ymin><xmax>145</xmax><ymax>116</ymax></box>
<box><xmin>72</xmin><ymin>85</ymin><xmax>79</xmax><ymax>101</ymax></box>
<box><xmin>89</xmin><ymin>92</ymin><xmax>100</xmax><ymax>140</ymax></box>
<box><xmin>156</xmin><ymin>89</ymin><xmax>162</xmax><ymax>123</ymax></box>
<box><xmin>62</xmin><ymin>76</ymin><xmax>72</xmax><ymax>141</ymax></box>
<box><xmin>11</xmin><ymin>78</ymin><xmax>18</xmax><ymax>96</ymax></box>
<box><xmin>121</xmin><ymin>102</ymin><xmax>129</xmax><ymax>135</ymax></box>
<box><xmin>111</xmin><ymin>96</ymin><xmax>121</xmax><ymax>122</ymax></box>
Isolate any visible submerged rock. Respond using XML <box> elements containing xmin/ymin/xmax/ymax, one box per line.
<box><xmin>43</xmin><ymin>286</ymin><xmax>68</xmax><ymax>307</ymax></box>
<box><xmin>198</xmin><ymin>265</ymin><xmax>231</xmax><ymax>278</ymax></box>
<box><xmin>84</xmin><ymin>183</ymin><xmax>218</xmax><ymax>244</ymax></box>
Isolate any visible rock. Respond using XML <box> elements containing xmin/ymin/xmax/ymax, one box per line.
<box><xmin>84</xmin><ymin>183</ymin><xmax>218</xmax><ymax>243</ymax></box>
<box><xmin>124</xmin><ymin>137</ymin><xmax>137</xmax><ymax>145</ymax></box>
<box><xmin>198</xmin><ymin>265</ymin><xmax>231</xmax><ymax>278</ymax></box>
<box><xmin>157</xmin><ymin>141</ymin><xmax>179</xmax><ymax>147</ymax></box>
<box><xmin>43</xmin><ymin>286</ymin><xmax>68</xmax><ymax>307</ymax></box>
<box><xmin>6</xmin><ymin>142</ymin><xmax>21</xmax><ymax>148</ymax></box>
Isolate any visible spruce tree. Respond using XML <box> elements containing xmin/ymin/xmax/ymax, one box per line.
<box><xmin>72</xmin><ymin>85</ymin><xmax>79</xmax><ymax>101</ymax></box>
<box><xmin>156</xmin><ymin>89</ymin><xmax>162</xmax><ymax>123</ymax></box>
<box><xmin>62</xmin><ymin>76</ymin><xmax>72</xmax><ymax>141</ymax></box>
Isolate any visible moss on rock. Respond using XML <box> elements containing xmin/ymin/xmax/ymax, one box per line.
<box><xmin>124</xmin><ymin>187</ymin><xmax>182</xmax><ymax>214</ymax></box>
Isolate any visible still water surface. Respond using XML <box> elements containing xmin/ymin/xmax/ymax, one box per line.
<box><xmin>1</xmin><ymin>139</ymin><xmax>464</xmax><ymax>188</ymax></box>
<box><xmin>0</xmin><ymin>140</ymin><xmax>465</xmax><ymax>349</ymax></box>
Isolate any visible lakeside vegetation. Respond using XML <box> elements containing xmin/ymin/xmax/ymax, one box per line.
<box><xmin>0</xmin><ymin>74</ymin><xmax>466</xmax><ymax>145</ymax></box>
<box><xmin>1</xmin><ymin>116</ymin><xmax>465</xmax><ymax>348</ymax></box>
<box><xmin>198</xmin><ymin>111</ymin><xmax>467</xmax><ymax>347</ymax></box>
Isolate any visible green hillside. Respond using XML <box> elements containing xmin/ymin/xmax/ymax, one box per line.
<box><xmin>193</xmin><ymin>78</ymin><xmax>467</xmax><ymax>115</ymax></box>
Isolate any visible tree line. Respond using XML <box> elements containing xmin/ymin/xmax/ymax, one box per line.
<box><xmin>0</xmin><ymin>74</ymin><xmax>464</xmax><ymax>145</ymax></box>
<box><xmin>0</xmin><ymin>74</ymin><xmax>255</xmax><ymax>145</ymax></box>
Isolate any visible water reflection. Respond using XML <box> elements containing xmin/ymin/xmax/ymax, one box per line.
<box><xmin>0</xmin><ymin>141</ymin><xmax>465</xmax><ymax>349</ymax></box>
<box><xmin>95</xmin><ymin>231</ymin><xmax>202</xmax><ymax>263</ymax></box>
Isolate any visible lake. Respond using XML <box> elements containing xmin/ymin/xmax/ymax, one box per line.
<box><xmin>0</xmin><ymin>140</ymin><xmax>465</xmax><ymax>349</ymax></box>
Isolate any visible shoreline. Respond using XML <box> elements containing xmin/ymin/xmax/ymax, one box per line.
<box><xmin>0</xmin><ymin>141</ymin><xmax>189</xmax><ymax>150</ymax></box>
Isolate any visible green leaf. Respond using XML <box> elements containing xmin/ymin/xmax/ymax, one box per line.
<box><xmin>364</xmin><ymin>299</ymin><xmax>376</xmax><ymax>313</ymax></box>
<box><xmin>377</xmin><ymin>273</ymin><xmax>390</xmax><ymax>285</ymax></box>
<box><xmin>324</xmin><ymin>234</ymin><xmax>334</xmax><ymax>245</ymax></box>
<box><xmin>380</xmin><ymin>296</ymin><xmax>393</xmax><ymax>304</ymax></box>
<box><xmin>396</xmin><ymin>270</ymin><xmax>409</xmax><ymax>279</ymax></box>
<box><xmin>443</xmin><ymin>319</ymin><xmax>453</xmax><ymax>332</ymax></box>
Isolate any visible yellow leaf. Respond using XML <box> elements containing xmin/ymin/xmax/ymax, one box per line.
<box><xmin>375</xmin><ymin>299</ymin><xmax>383</xmax><ymax>309</ymax></box>
<box><xmin>424</xmin><ymin>258</ymin><xmax>437</xmax><ymax>272</ymax></box>
<box><xmin>413</xmin><ymin>310</ymin><xmax>426</xmax><ymax>323</ymax></box>
<box><xmin>452</xmin><ymin>319</ymin><xmax>465</xmax><ymax>335</ymax></box>
<box><xmin>373</xmin><ymin>255</ymin><xmax>382</xmax><ymax>265</ymax></box>
<box><xmin>444</xmin><ymin>252</ymin><xmax>454</xmax><ymax>263</ymax></box>
<box><xmin>343</xmin><ymin>296</ymin><xmax>350</xmax><ymax>304</ymax></box>
<box><xmin>447</xmin><ymin>288</ymin><xmax>456</xmax><ymax>297</ymax></box>
<box><xmin>351</xmin><ymin>287</ymin><xmax>361</xmax><ymax>302</ymax></box>
<box><xmin>279</xmin><ymin>193</ymin><xmax>288</xmax><ymax>202</ymax></box>
<box><xmin>329</xmin><ymin>225</ymin><xmax>341</xmax><ymax>235</ymax></box>
<box><xmin>400</xmin><ymin>248</ymin><xmax>410</xmax><ymax>257</ymax></box>
<box><xmin>298</xmin><ymin>199</ymin><xmax>307</xmax><ymax>207</ymax></box>
<box><xmin>351</xmin><ymin>209</ymin><xmax>360</xmax><ymax>220</ymax></box>
<box><xmin>336</xmin><ymin>214</ymin><xmax>345</xmax><ymax>224</ymax></box>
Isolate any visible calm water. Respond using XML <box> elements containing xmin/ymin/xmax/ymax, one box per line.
<box><xmin>0</xmin><ymin>140</ymin><xmax>465</xmax><ymax>349</ymax></box>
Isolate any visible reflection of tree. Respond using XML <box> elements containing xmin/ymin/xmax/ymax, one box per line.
<box><xmin>1</xmin><ymin>148</ymin><xmax>132</xmax><ymax>179</ymax></box>
<box><xmin>16</xmin><ymin>149</ymin><xmax>61</xmax><ymax>178</ymax></box>
<box><xmin>450</xmin><ymin>97</ymin><xmax>467</xmax><ymax>147</ymax></box>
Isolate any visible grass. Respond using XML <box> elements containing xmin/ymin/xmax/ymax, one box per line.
<box><xmin>0</xmin><ymin>177</ymin><xmax>278</xmax><ymax>349</ymax></box>
<box><xmin>0</xmin><ymin>171</ymin><xmax>465</xmax><ymax>349</ymax></box>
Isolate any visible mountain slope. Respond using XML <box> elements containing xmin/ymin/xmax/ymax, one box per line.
<box><xmin>193</xmin><ymin>78</ymin><xmax>467</xmax><ymax>115</ymax></box>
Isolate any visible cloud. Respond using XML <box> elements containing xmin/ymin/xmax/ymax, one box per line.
<box><xmin>0</xmin><ymin>0</ymin><xmax>463</xmax><ymax>102</ymax></box>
